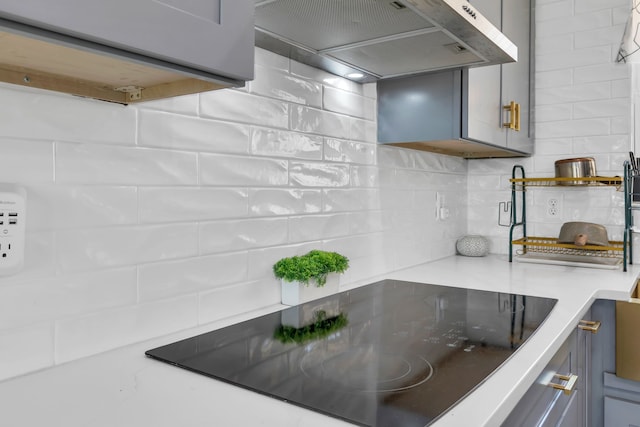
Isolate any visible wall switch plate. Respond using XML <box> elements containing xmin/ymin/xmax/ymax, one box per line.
<box><xmin>0</xmin><ymin>184</ymin><xmax>26</xmax><ymax>276</ymax></box>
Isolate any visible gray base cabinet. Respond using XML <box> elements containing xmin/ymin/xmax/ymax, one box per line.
<box><xmin>502</xmin><ymin>312</ymin><xmax>591</xmax><ymax>427</ymax></box>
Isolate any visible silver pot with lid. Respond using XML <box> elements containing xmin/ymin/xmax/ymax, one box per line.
<box><xmin>554</xmin><ymin>157</ymin><xmax>596</xmax><ymax>185</ymax></box>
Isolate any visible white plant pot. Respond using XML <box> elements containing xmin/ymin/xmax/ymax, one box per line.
<box><xmin>280</xmin><ymin>275</ymin><xmax>340</xmax><ymax>306</ymax></box>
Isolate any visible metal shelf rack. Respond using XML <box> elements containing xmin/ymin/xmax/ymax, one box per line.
<box><xmin>508</xmin><ymin>164</ymin><xmax>630</xmax><ymax>271</ymax></box>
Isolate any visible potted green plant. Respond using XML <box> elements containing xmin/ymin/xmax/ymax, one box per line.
<box><xmin>273</xmin><ymin>250</ymin><xmax>349</xmax><ymax>305</ymax></box>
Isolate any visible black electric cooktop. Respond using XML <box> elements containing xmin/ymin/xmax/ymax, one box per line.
<box><xmin>146</xmin><ymin>280</ymin><xmax>556</xmax><ymax>427</ymax></box>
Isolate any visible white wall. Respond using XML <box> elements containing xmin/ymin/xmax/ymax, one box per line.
<box><xmin>0</xmin><ymin>48</ymin><xmax>468</xmax><ymax>381</ymax></box>
<box><xmin>469</xmin><ymin>0</ymin><xmax>631</xmax><ymax>253</ymax></box>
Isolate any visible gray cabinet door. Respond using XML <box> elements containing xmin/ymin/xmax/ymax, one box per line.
<box><xmin>466</xmin><ymin>0</ymin><xmax>504</xmax><ymax>147</ymax></box>
<box><xmin>604</xmin><ymin>396</ymin><xmax>640</xmax><ymax>427</ymax></box>
<box><xmin>0</xmin><ymin>0</ymin><xmax>254</xmax><ymax>80</ymax></box>
<box><xmin>466</xmin><ymin>0</ymin><xmax>532</xmax><ymax>153</ymax></box>
<box><xmin>502</xmin><ymin>0</ymin><xmax>533</xmax><ymax>153</ymax></box>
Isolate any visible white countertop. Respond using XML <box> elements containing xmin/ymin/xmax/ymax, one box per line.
<box><xmin>1</xmin><ymin>255</ymin><xmax>638</xmax><ymax>427</ymax></box>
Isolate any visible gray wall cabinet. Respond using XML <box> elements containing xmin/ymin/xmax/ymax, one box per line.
<box><xmin>0</xmin><ymin>0</ymin><xmax>254</xmax><ymax>103</ymax></box>
<box><xmin>377</xmin><ymin>0</ymin><xmax>532</xmax><ymax>158</ymax></box>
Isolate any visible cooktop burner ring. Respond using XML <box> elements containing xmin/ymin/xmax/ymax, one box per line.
<box><xmin>300</xmin><ymin>344</ymin><xmax>434</xmax><ymax>393</ymax></box>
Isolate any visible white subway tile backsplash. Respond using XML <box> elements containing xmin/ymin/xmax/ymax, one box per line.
<box><xmin>200</xmin><ymin>89</ymin><xmax>289</xmax><ymax>128</ymax></box>
<box><xmin>200</xmin><ymin>154</ymin><xmax>288</xmax><ymax>186</ymax></box>
<box><xmin>138</xmin><ymin>111</ymin><xmax>250</xmax><ymax>154</ymax></box>
<box><xmin>138</xmin><ymin>252</ymin><xmax>248</xmax><ymax>302</ymax></box>
<box><xmin>535</xmin><ymin>104</ymin><xmax>573</xmax><ymax>123</ymax></box>
<box><xmin>290</xmin><ymin>105</ymin><xmax>351</xmax><ymax>139</ymax></box>
<box><xmin>576</xmin><ymin>63</ymin><xmax>629</xmax><ymax>85</ymax></box>
<box><xmin>536</xmin><ymin>69</ymin><xmax>573</xmax><ymax>89</ymax></box>
<box><xmin>55</xmin><ymin>142</ymin><xmax>198</xmax><ymax>185</ymax></box>
<box><xmin>573</xmin><ymin>98</ymin><xmax>630</xmax><ymax>119</ymax></box>
<box><xmin>536</xmin><ymin>46</ymin><xmax>612</xmax><ymax>72</ymax></box>
<box><xmin>55</xmin><ymin>224</ymin><xmax>198</xmax><ymax>272</ymax></box>
<box><xmin>0</xmin><ymin>268</ymin><xmax>137</xmax><ymax>329</ymax></box>
<box><xmin>0</xmin><ymin>84</ymin><xmax>136</xmax><ymax>145</ymax></box>
<box><xmin>324</xmin><ymin>138</ymin><xmax>376</xmax><ymax>164</ymax></box>
<box><xmin>250</xmin><ymin>65</ymin><xmax>322</xmax><ymax>106</ymax></box>
<box><xmin>249</xmin><ymin>189</ymin><xmax>323</xmax><ymax>216</ymax></box>
<box><xmin>0</xmin><ymin>322</ymin><xmax>53</xmax><ymax>381</ymax></box>
<box><xmin>55</xmin><ymin>295</ymin><xmax>199</xmax><ymax>363</ymax></box>
<box><xmin>250</xmin><ymin>128</ymin><xmax>323</xmax><ymax>159</ymax></box>
<box><xmin>199</xmin><ymin>217</ymin><xmax>288</xmax><ymax>254</ymax></box>
<box><xmin>323</xmin><ymin>86</ymin><xmax>375</xmax><ymax>120</ymax></box>
<box><xmin>0</xmin><ymin>138</ymin><xmax>53</xmax><ymax>183</ymax></box>
<box><xmin>1</xmin><ymin>42</ymin><xmax>470</xmax><ymax>380</ymax></box>
<box><xmin>536</xmin><ymin>81</ymin><xmax>611</xmax><ymax>105</ymax></box>
<box><xmin>139</xmin><ymin>187</ymin><xmax>248</xmax><ymax>223</ymax></box>
<box><xmin>289</xmin><ymin>161</ymin><xmax>350</xmax><ymax>187</ymax></box>
<box><xmin>27</xmin><ymin>185</ymin><xmax>138</xmax><ymax>231</ymax></box>
<box><xmin>199</xmin><ymin>279</ymin><xmax>280</xmax><ymax>325</ymax></box>
<box><xmin>288</xmin><ymin>214</ymin><xmax>349</xmax><ymax>243</ymax></box>
<box><xmin>323</xmin><ymin>188</ymin><xmax>382</xmax><ymax>212</ymax></box>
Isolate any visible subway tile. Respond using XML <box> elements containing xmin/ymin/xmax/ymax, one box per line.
<box><xmin>536</xmin><ymin>81</ymin><xmax>611</xmax><ymax>105</ymax></box>
<box><xmin>135</xmin><ymin>93</ymin><xmax>199</xmax><ymax>116</ymax></box>
<box><xmin>0</xmin><ymin>268</ymin><xmax>137</xmax><ymax>329</ymax></box>
<box><xmin>200</xmin><ymin>154</ymin><xmax>288</xmax><ymax>186</ymax></box>
<box><xmin>250</xmin><ymin>65</ymin><xmax>322</xmax><ymax>107</ymax></box>
<box><xmin>55</xmin><ymin>295</ymin><xmax>199</xmax><ymax>363</ymax></box>
<box><xmin>376</xmin><ymin>145</ymin><xmax>414</xmax><ymax>169</ymax></box>
<box><xmin>323</xmin><ymin>86</ymin><xmax>375</xmax><ymax>120</ymax></box>
<box><xmin>534</xmin><ymin>138</ymin><xmax>574</xmax><ymax>156</ymax></box>
<box><xmin>0</xmin><ymin>85</ymin><xmax>136</xmax><ymax>145</ymax></box>
<box><xmin>535</xmin><ymin>104</ymin><xmax>573</xmax><ymax>123</ymax></box>
<box><xmin>55</xmin><ymin>142</ymin><xmax>198</xmax><ymax>185</ymax></box>
<box><xmin>535</xmin><ymin>69</ymin><xmax>573</xmax><ymax>89</ymax></box>
<box><xmin>290</xmin><ymin>106</ymin><xmax>351</xmax><ymax>139</ymax></box>
<box><xmin>249</xmin><ymin>189</ymin><xmax>323</xmax><ymax>216</ymax></box>
<box><xmin>536</xmin><ymin>45</ymin><xmax>612</xmax><ymax>72</ymax></box>
<box><xmin>289</xmin><ymin>161</ymin><xmax>350</xmax><ymax>187</ymax></box>
<box><xmin>0</xmin><ymin>138</ymin><xmax>53</xmax><ymax>183</ymax></box>
<box><xmin>348</xmin><ymin>211</ymin><xmax>392</xmax><ymax>234</ymax></box>
<box><xmin>536</xmin><ymin>10</ymin><xmax>612</xmax><ymax>37</ymax></box>
<box><xmin>288</xmin><ymin>214</ymin><xmax>350</xmax><ymax>243</ymax></box>
<box><xmin>536</xmin><ymin>118</ymin><xmax>610</xmax><ymax>139</ymax></box>
<box><xmin>199</xmin><ymin>279</ymin><xmax>280</xmax><ymax>325</ymax></box>
<box><xmin>324</xmin><ymin>138</ymin><xmax>376</xmax><ymax>164</ymax></box>
<box><xmin>200</xmin><ymin>89</ymin><xmax>289</xmax><ymax>128</ymax></box>
<box><xmin>290</xmin><ymin>61</ymin><xmax>363</xmax><ymax>95</ymax></box>
<box><xmin>0</xmin><ymin>322</ymin><xmax>53</xmax><ymax>381</ymax></box>
<box><xmin>574</xmin><ymin>25</ymin><xmax>628</xmax><ymax>49</ymax></box>
<box><xmin>414</xmin><ymin>151</ymin><xmax>467</xmax><ymax>173</ymax></box>
<box><xmin>199</xmin><ymin>217</ymin><xmax>288</xmax><ymax>254</ymax></box>
<box><xmin>27</xmin><ymin>185</ymin><xmax>138</xmax><ymax>230</ymax></box>
<box><xmin>351</xmin><ymin>165</ymin><xmax>384</xmax><ymax>188</ymax></box>
<box><xmin>323</xmin><ymin>188</ymin><xmax>381</xmax><ymax>212</ymax></box>
<box><xmin>138</xmin><ymin>110</ymin><xmax>250</xmax><ymax>154</ymax></box>
<box><xmin>573</xmin><ymin>99</ymin><xmax>630</xmax><ymax>119</ymax></box>
<box><xmin>254</xmin><ymin>47</ymin><xmax>290</xmax><ymax>71</ymax></box>
<box><xmin>611</xmin><ymin>78</ymin><xmax>632</xmax><ymax>98</ymax></box>
<box><xmin>55</xmin><ymin>224</ymin><xmax>198</xmax><ymax>272</ymax></box>
<box><xmin>250</xmin><ymin>128</ymin><xmax>323</xmax><ymax>159</ymax></box>
<box><xmin>139</xmin><ymin>187</ymin><xmax>247</xmax><ymax>223</ymax></box>
<box><xmin>138</xmin><ymin>253</ymin><xmax>248</xmax><ymax>302</ymax></box>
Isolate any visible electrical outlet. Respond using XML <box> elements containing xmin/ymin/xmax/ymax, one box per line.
<box><xmin>546</xmin><ymin>196</ymin><xmax>562</xmax><ymax>218</ymax></box>
<box><xmin>0</xmin><ymin>184</ymin><xmax>26</xmax><ymax>276</ymax></box>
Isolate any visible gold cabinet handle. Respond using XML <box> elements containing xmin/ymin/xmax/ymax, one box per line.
<box><xmin>578</xmin><ymin>319</ymin><xmax>601</xmax><ymax>334</ymax></box>
<box><xmin>549</xmin><ymin>373</ymin><xmax>578</xmax><ymax>395</ymax></box>
<box><xmin>503</xmin><ymin>101</ymin><xmax>516</xmax><ymax>129</ymax></box>
<box><xmin>514</xmin><ymin>102</ymin><xmax>521</xmax><ymax>131</ymax></box>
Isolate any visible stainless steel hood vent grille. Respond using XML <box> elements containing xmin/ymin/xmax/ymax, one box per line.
<box><xmin>255</xmin><ymin>0</ymin><xmax>517</xmax><ymax>82</ymax></box>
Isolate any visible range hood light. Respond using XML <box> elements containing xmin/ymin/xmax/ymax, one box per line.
<box><xmin>345</xmin><ymin>72</ymin><xmax>365</xmax><ymax>79</ymax></box>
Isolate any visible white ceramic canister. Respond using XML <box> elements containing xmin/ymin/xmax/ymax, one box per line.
<box><xmin>456</xmin><ymin>235</ymin><xmax>490</xmax><ymax>257</ymax></box>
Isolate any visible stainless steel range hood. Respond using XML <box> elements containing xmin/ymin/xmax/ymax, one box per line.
<box><xmin>254</xmin><ymin>0</ymin><xmax>517</xmax><ymax>82</ymax></box>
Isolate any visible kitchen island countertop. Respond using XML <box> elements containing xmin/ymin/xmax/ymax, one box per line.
<box><xmin>1</xmin><ymin>254</ymin><xmax>638</xmax><ymax>427</ymax></box>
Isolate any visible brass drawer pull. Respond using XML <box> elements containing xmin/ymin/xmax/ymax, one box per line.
<box><xmin>503</xmin><ymin>101</ymin><xmax>517</xmax><ymax>130</ymax></box>
<box><xmin>549</xmin><ymin>373</ymin><xmax>578</xmax><ymax>395</ymax></box>
<box><xmin>578</xmin><ymin>319</ymin><xmax>601</xmax><ymax>334</ymax></box>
